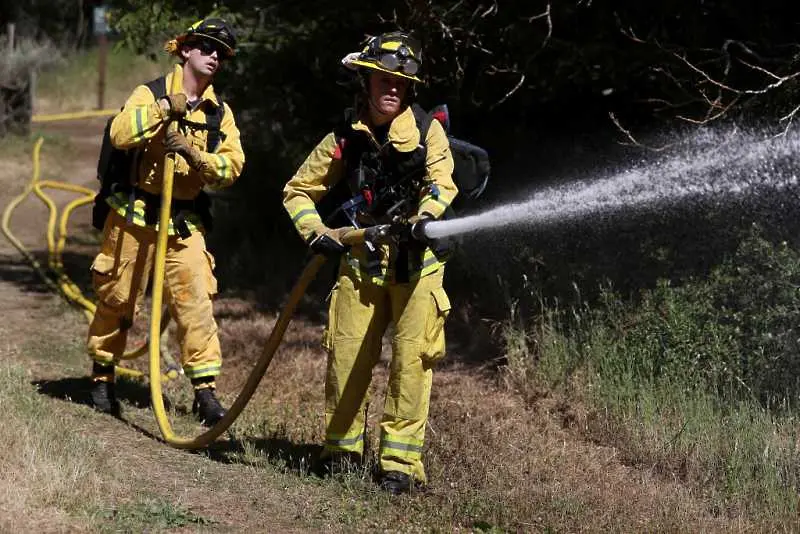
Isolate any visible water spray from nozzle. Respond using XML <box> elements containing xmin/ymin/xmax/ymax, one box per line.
<box><xmin>422</xmin><ymin>127</ymin><xmax>800</xmax><ymax>241</ymax></box>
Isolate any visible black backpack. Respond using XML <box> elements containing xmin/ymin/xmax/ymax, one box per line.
<box><xmin>92</xmin><ymin>76</ymin><xmax>226</xmax><ymax>230</ymax></box>
<box><xmin>418</xmin><ymin>104</ymin><xmax>490</xmax><ymax>206</ymax></box>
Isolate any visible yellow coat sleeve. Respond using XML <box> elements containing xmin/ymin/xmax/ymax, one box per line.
<box><xmin>417</xmin><ymin>118</ymin><xmax>458</xmax><ymax>219</ymax></box>
<box><xmin>109</xmin><ymin>85</ymin><xmax>168</xmax><ymax>149</ymax></box>
<box><xmin>193</xmin><ymin>102</ymin><xmax>245</xmax><ymax>189</ymax></box>
<box><xmin>282</xmin><ymin>132</ymin><xmax>343</xmax><ymax>242</ymax></box>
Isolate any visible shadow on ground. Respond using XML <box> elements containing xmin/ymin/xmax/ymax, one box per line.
<box><xmin>32</xmin><ymin>375</ymin><xmax>161</xmax><ymax>411</ymax></box>
<box><xmin>207</xmin><ymin>436</ymin><xmax>323</xmax><ymax>474</ymax></box>
<box><xmin>31</xmin><ymin>375</ymin><xmax>186</xmax><ymax>443</ymax></box>
<box><xmin>0</xmin><ymin>249</ymin><xmax>95</xmax><ymax>296</ymax></box>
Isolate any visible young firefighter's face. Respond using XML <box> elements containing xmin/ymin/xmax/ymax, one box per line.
<box><xmin>182</xmin><ymin>38</ymin><xmax>222</xmax><ymax>78</ymax></box>
<box><xmin>368</xmin><ymin>71</ymin><xmax>410</xmax><ymax>117</ymax></box>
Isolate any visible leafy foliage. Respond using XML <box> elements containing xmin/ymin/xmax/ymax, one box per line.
<box><xmin>530</xmin><ymin>226</ymin><xmax>800</xmax><ymax>405</ymax></box>
<box><xmin>509</xmin><ymin>227</ymin><xmax>800</xmax><ymax>515</ymax></box>
<box><xmin>0</xmin><ymin>0</ymin><xmax>94</xmax><ymax>46</ymax></box>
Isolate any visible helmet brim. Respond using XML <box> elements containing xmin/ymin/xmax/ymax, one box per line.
<box><xmin>181</xmin><ymin>33</ymin><xmax>236</xmax><ymax>58</ymax></box>
<box><xmin>350</xmin><ymin>59</ymin><xmax>422</xmax><ymax>83</ymax></box>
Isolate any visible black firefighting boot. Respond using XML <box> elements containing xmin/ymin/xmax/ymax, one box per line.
<box><xmin>191</xmin><ymin>378</ymin><xmax>226</xmax><ymax>427</ymax></box>
<box><xmin>90</xmin><ymin>362</ymin><xmax>120</xmax><ymax>416</ymax></box>
<box><xmin>312</xmin><ymin>451</ymin><xmax>363</xmax><ymax>478</ymax></box>
<box><xmin>378</xmin><ymin>470</ymin><xmax>412</xmax><ymax>495</ymax></box>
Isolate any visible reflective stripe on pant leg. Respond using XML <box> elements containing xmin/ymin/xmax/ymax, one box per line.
<box><xmin>325</xmin><ymin>428</ymin><xmax>366</xmax><ymax>454</ymax></box>
<box><xmin>380</xmin><ymin>425</ymin><xmax>425</xmax><ymax>461</ymax></box>
<box><xmin>324</xmin><ymin>273</ymin><xmax>389</xmax><ymax>457</ymax></box>
<box><xmin>183</xmin><ymin>361</ymin><xmax>222</xmax><ymax>379</ymax></box>
<box><xmin>163</xmin><ymin>231</ymin><xmax>222</xmax><ymax>379</ymax></box>
<box><xmin>379</xmin><ymin>270</ymin><xmax>444</xmax><ymax>483</ymax></box>
<box><xmin>87</xmin><ymin>212</ymin><xmax>155</xmax><ymax>365</ymax></box>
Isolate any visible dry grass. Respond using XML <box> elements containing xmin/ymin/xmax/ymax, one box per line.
<box><xmin>33</xmin><ymin>46</ymin><xmax>170</xmax><ymax>115</ymax></box>
<box><xmin>192</xmin><ymin>297</ymin><xmax>748</xmax><ymax>532</ymax></box>
<box><xmin>0</xmin><ymin>260</ymin><xmax>766</xmax><ymax>532</ymax></box>
<box><xmin>498</xmin><ymin>303</ymin><xmax>800</xmax><ymax>532</ymax></box>
<box><xmin>0</xmin><ymin>366</ymin><xmax>104</xmax><ymax>534</ymax></box>
<box><xmin>0</xmin><ymin>300</ymin><xmax>106</xmax><ymax>534</ymax></box>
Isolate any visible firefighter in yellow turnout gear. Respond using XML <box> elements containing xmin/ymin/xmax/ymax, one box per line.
<box><xmin>283</xmin><ymin>32</ymin><xmax>457</xmax><ymax>494</ymax></box>
<box><xmin>87</xmin><ymin>18</ymin><xmax>245</xmax><ymax>424</ymax></box>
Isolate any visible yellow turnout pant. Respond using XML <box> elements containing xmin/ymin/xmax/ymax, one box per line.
<box><xmin>87</xmin><ymin>212</ymin><xmax>221</xmax><ymax>379</ymax></box>
<box><xmin>323</xmin><ymin>266</ymin><xmax>451</xmax><ymax>483</ymax></box>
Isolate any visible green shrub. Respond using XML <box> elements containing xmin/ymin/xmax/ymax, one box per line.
<box><xmin>708</xmin><ymin>229</ymin><xmax>800</xmax><ymax>402</ymax></box>
<box><xmin>544</xmin><ymin>225</ymin><xmax>800</xmax><ymax>405</ymax></box>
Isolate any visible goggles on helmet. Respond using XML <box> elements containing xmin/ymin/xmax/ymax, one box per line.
<box><xmin>374</xmin><ymin>48</ymin><xmax>420</xmax><ymax>76</ymax></box>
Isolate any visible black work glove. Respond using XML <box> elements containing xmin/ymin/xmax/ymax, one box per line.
<box><xmin>308</xmin><ymin>227</ymin><xmax>351</xmax><ymax>257</ymax></box>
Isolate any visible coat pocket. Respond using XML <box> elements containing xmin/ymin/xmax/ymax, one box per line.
<box><xmin>321</xmin><ymin>283</ymin><xmax>340</xmax><ymax>352</ymax></box>
<box><xmin>421</xmin><ymin>287</ymin><xmax>451</xmax><ymax>365</ymax></box>
<box><xmin>90</xmin><ymin>252</ymin><xmax>131</xmax><ymax>309</ymax></box>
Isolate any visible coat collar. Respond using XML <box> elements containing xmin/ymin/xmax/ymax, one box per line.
<box><xmin>166</xmin><ymin>64</ymin><xmax>222</xmax><ymax>109</ymax></box>
<box><xmin>351</xmin><ymin>105</ymin><xmax>421</xmax><ymax>153</ymax></box>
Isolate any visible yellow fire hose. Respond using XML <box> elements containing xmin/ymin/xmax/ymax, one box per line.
<box><xmin>148</xmin><ymin>232</ymin><xmax>364</xmax><ymax>447</ymax></box>
<box><xmin>148</xmin><ymin>253</ymin><xmax>329</xmax><ymax>448</ymax></box>
<box><xmin>31</xmin><ymin>109</ymin><xmax>119</xmax><ymax>123</ymax></box>
<box><xmin>1</xmin><ymin>135</ymin><xmax>178</xmax><ymax>381</ymax></box>
<box><xmin>27</xmin><ymin>108</ymin><xmax>177</xmax><ymax>369</ymax></box>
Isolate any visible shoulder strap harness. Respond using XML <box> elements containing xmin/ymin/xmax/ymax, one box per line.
<box><xmin>332</xmin><ymin>104</ymin><xmax>433</xmax><ymax>221</ymax></box>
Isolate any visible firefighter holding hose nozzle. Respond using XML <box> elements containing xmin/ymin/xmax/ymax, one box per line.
<box><xmin>282</xmin><ymin>31</ymin><xmax>458</xmax><ymax>495</ymax></box>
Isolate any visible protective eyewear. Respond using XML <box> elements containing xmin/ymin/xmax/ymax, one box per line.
<box><xmin>376</xmin><ymin>51</ymin><xmax>420</xmax><ymax>76</ymax></box>
<box><xmin>193</xmin><ymin>38</ymin><xmax>227</xmax><ymax>58</ymax></box>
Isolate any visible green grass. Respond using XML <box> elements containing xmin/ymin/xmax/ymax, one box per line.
<box><xmin>0</xmin><ymin>127</ymin><xmax>71</xmax><ymax>159</ymax></box>
<box><xmin>95</xmin><ymin>499</ymin><xmax>214</xmax><ymax>533</ymax></box>
<box><xmin>588</xmin><ymin>374</ymin><xmax>800</xmax><ymax>518</ymax></box>
<box><xmin>21</xmin><ymin>305</ymin><xmax>87</xmax><ymax>367</ymax></box>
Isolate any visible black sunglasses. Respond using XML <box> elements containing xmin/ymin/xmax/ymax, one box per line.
<box><xmin>194</xmin><ymin>39</ymin><xmax>227</xmax><ymax>58</ymax></box>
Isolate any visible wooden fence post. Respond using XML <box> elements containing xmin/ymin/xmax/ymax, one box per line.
<box><xmin>1</xmin><ymin>22</ymin><xmax>32</xmax><ymax>136</ymax></box>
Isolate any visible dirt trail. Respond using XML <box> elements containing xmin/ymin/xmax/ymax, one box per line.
<box><xmin>0</xmin><ymin>119</ymin><xmax>101</xmax><ymax>344</ymax></box>
<box><xmin>0</xmin><ymin>119</ymin><xmax>745</xmax><ymax>532</ymax></box>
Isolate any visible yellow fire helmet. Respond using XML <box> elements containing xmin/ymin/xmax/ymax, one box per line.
<box><xmin>348</xmin><ymin>31</ymin><xmax>423</xmax><ymax>83</ymax></box>
<box><xmin>164</xmin><ymin>18</ymin><xmax>237</xmax><ymax>59</ymax></box>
